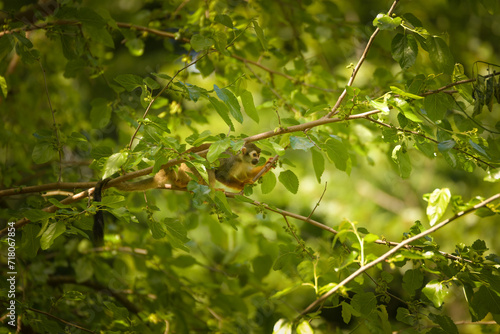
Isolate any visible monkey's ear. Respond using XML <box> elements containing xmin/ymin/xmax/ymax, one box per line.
<box><xmin>241</xmin><ymin>147</ymin><xmax>248</xmax><ymax>154</ymax></box>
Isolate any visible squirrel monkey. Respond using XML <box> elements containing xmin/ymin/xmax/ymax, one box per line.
<box><xmin>113</xmin><ymin>142</ymin><xmax>269</xmax><ymax>191</ymax></box>
<box><xmin>92</xmin><ymin>142</ymin><xmax>272</xmax><ymax>244</ymax></box>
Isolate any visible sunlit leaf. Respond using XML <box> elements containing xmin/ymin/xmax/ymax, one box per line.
<box><xmin>425</xmin><ymin>188</ymin><xmax>451</xmax><ymax>226</ymax></box>
<box><xmin>422</xmin><ymin>280</ymin><xmax>449</xmax><ymax>308</ymax></box>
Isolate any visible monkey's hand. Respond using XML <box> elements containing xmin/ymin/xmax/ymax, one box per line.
<box><xmin>266</xmin><ymin>157</ymin><xmax>277</xmax><ymax>168</ymax></box>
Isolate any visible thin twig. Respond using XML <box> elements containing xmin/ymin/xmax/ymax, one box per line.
<box><xmin>299</xmin><ymin>192</ymin><xmax>500</xmax><ymax>316</ymax></box>
<box><xmin>128</xmin><ymin>51</ymin><xmax>212</xmax><ymax>149</ymax></box>
<box><xmin>243</xmin><ymin>62</ymin><xmax>300</xmax><ymax>114</ymax></box>
<box><xmin>0</xmin><ymin>182</ymin><xmax>96</xmax><ymax>197</ymax></box>
<box><xmin>39</xmin><ymin>60</ymin><xmax>62</xmax><ymax>182</ymax></box>
<box><xmin>251</xmin><ymin>154</ymin><xmax>280</xmax><ymax>184</ymax></box>
<box><xmin>324</xmin><ymin>0</ymin><xmax>401</xmax><ymax>118</ymax></box>
<box><xmin>419</xmin><ymin>71</ymin><xmax>500</xmax><ymax>97</ymax></box>
<box><xmin>307</xmin><ymin>182</ymin><xmax>327</xmax><ymax>220</ymax></box>
<box><xmin>282</xmin><ymin>215</ymin><xmax>315</xmax><ymax>260</ymax></box>
<box><xmin>365</xmin><ymin>117</ymin><xmax>497</xmax><ymax>168</ymax></box>
<box><xmin>232</xmin><ymin>54</ymin><xmax>334</xmax><ymax>92</ymax></box>
<box><xmin>27</xmin><ymin>307</ymin><xmax>95</xmax><ymax>333</ymax></box>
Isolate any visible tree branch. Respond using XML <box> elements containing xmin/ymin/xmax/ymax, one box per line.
<box><xmin>27</xmin><ymin>307</ymin><xmax>95</xmax><ymax>333</ymax></box>
<box><xmin>0</xmin><ymin>182</ymin><xmax>96</xmax><ymax>197</ymax></box>
<box><xmin>299</xmin><ymin>192</ymin><xmax>500</xmax><ymax>316</ymax></box>
<box><xmin>324</xmin><ymin>0</ymin><xmax>401</xmax><ymax>118</ymax></box>
<box><xmin>364</xmin><ymin>117</ymin><xmax>497</xmax><ymax>168</ymax></box>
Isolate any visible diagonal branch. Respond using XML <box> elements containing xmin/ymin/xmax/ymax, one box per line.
<box><xmin>324</xmin><ymin>0</ymin><xmax>401</xmax><ymax>118</ymax></box>
<box><xmin>299</xmin><ymin>192</ymin><xmax>500</xmax><ymax>316</ymax></box>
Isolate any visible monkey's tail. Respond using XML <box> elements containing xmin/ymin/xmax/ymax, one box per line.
<box><xmin>93</xmin><ymin>178</ymin><xmax>111</xmax><ymax>246</ymax></box>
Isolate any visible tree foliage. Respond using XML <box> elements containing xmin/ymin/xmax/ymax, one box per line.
<box><xmin>1</xmin><ymin>0</ymin><xmax>500</xmax><ymax>333</ymax></box>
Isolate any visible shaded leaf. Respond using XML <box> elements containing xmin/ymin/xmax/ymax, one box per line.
<box><xmin>391</xmin><ymin>33</ymin><xmax>418</xmax><ymax>70</ymax></box>
<box><xmin>427</xmin><ymin>36</ymin><xmax>454</xmax><ymax>75</ymax></box>
<box><xmin>278</xmin><ymin>170</ymin><xmax>299</xmax><ymax>194</ymax></box>
<box><xmin>214</xmin><ymin>85</ymin><xmax>243</xmax><ymax>123</ymax></box>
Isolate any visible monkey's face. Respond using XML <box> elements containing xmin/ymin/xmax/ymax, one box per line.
<box><xmin>242</xmin><ymin>147</ymin><xmax>260</xmax><ymax>165</ymax></box>
<box><xmin>249</xmin><ymin>150</ymin><xmax>260</xmax><ymax>165</ymax></box>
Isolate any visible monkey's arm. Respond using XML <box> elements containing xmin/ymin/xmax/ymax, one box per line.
<box><xmin>216</xmin><ymin>161</ymin><xmax>275</xmax><ymax>191</ymax></box>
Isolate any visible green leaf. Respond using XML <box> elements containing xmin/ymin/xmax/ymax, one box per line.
<box><xmin>32</xmin><ymin>142</ymin><xmax>57</xmax><ymax>164</ymax></box>
<box><xmin>214</xmin><ymin>85</ymin><xmax>243</xmax><ymax>123</ymax></box>
<box><xmin>147</xmin><ymin>219</ymin><xmax>166</xmax><ymax>239</ymax></box>
<box><xmin>351</xmin><ymin>292</ymin><xmax>377</xmax><ymax>316</ymax></box>
<box><xmin>311</xmin><ymin>148</ymin><xmax>325</xmax><ymax>183</ymax></box>
<box><xmin>215</xmin><ymin>14</ymin><xmax>233</xmax><ymax>28</ymax></box>
<box><xmin>391</xmin><ymin>86</ymin><xmax>424</xmax><ymax>100</ymax></box>
<box><xmin>102</xmin><ymin>152</ymin><xmax>128</xmax><ymax>179</ymax></box>
<box><xmin>165</xmin><ymin>218</ymin><xmax>190</xmax><ymax>251</ymax></box>
<box><xmin>24</xmin><ymin>209</ymin><xmax>54</xmax><ymax>222</ymax></box>
<box><xmin>40</xmin><ymin>221</ymin><xmax>66</xmax><ymax>250</ymax></box>
<box><xmin>437</xmin><ymin>140</ymin><xmax>456</xmax><ymax>152</ymax></box>
<box><xmin>0</xmin><ymin>75</ymin><xmax>7</xmax><ymax>98</ymax></box>
<box><xmin>402</xmin><ymin>269</ymin><xmax>424</xmax><ymax>297</ymax></box>
<box><xmin>104</xmin><ymin>301</ymin><xmax>129</xmax><ymax>320</ymax></box>
<box><xmin>253</xmin><ymin>255</ymin><xmax>273</xmax><ymax>280</ymax></box>
<box><xmin>125</xmin><ymin>38</ymin><xmax>144</xmax><ymax>56</ymax></box>
<box><xmin>453</xmin><ymin>64</ymin><xmax>473</xmax><ymax>103</ymax></box>
<box><xmin>391</xmin><ymin>145</ymin><xmax>412</xmax><ymax>178</ymax></box>
<box><xmin>373</xmin><ymin>14</ymin><xmax>402</xmax><ymax>30</ymax></box>
<box><xmin>207</xmin><ymin>138</ymin><xmax>231</xmax><ymax>163</ymax></box>
<box><xmin>20</xmin><ymin>224</ymin><xmax>41</xmax><ymax>258</ymax></box>
<box><xmin>253</xmin><ymin>21</ymin><xmax>267</xmax><ymax>50</ymax></box>
<box><xmin>213</xmin><ymin>31</ymin><xmax>228</xmax><ymax>54</ymax></box>
<box><xmin>425</xmin><ymin>188</ymin><xmax>451</xmax><ymax>226</ymax></box>
<box><xmin>190</xmin><ymin>34</ymin><xmax>214</xmax><ymax>52</ymax></box>
<box><xmin>368</xmin><ymin>97</ymin><xmax>390</xmax><ymax>113</ymax></box>
<box><xmin>61</xmin><ymin>291</ymin><xmax>86</xmax><ymax>301</ymax></box>
<box><xmin>393</xmin><ymin>98</ymin><xmax>423</xmax><ymax>123</ymax></box>
<box><xmin>470</xmin><ymin>286</ymin><xmax>500</xmax><ymax>321</ymax></box>
<box><xmin>428</xmin><ymin>313</ymin><xmax>459</xmax><ymax>334</ymax></box>
<box><xmin>273</xmin><ymin>319</ymin><xmax>292</xmax><ymax>334</ymax></box>
<box><xmin>391</xmin><ymin>33</ymin><xmax>418</xmax><ymax>70</ymax></box>
<box><xmin>325</xmin><ymin>137</ymin><xmax>350</xmax><ymax>173</ymax></box>
<box><xmin>396</xmin><ymin>307</ymin><xmax>414</xmax><ymax>325</ymax></box>
<box><xmin>178</xmin><ymin>82</ymin><xmax>209</xmax><ymax>102</ymax></box>
<box><xmin>144</xmin><ymin>77</ymin><xmax>160</xmax><ymax>90</ymax></box>
<box><xmin>101</xmin><ymin>195</ymin><xmax>125</xmax><ymax>208</ymax></box>
<box><xmin>114</xmin><ymin>74</ymin><xmax>143</xmax><ymax>92</ymax></box>
<box><xmin>479</xmin><ymin>0</ymin><xmax>499</xmax><ymax>15</ymax></box>
<box><xmin>209</xmin><ymin>96</ymin><xmax>234</xmax><ymax>130</ymax></box>
<box><xmin>74</xmin><ymin>257</ymin><xmax>94</xmax><ymax>283</ymax></box>
<box><xmin>296</xmin><ymin>320</ymin><xmax>313</xmax><ymax>334</ymax></box>
<box><xmin>422</xmin><ymin>280</ymin><xmax>449</xmax><ymax>308</ymax></box>
<box><xmin>90</xmin><ymin>98</ymin><xmax>112</xmax><ymax>129</ymax></box>
<box><xmin>261</xmin><ymin>170</ymin><xmax>277</xmax><ymax>194</ymax></box>
<box><xmin>426</xmin><ymin>36</ymin><xmax>454</xmax><ymax>75</ymax></box>
<box><xmin>13</xmin><ymin>31</ymin><xmax>33</xmax><ymax>48</ymax></box>
<box><xmin>278</xmin><ymin>170</ymin><xmax>299</xmax><ymax>194</ymax></box>
<box><xmin>240</xmin><ymin>90</ymin><xmax>259</xmax><ymax>123</ymax></box>
<box><xmin>469</xmin><ymin>139</ymin><xmax>490</xmax><ymax>159</ymax></box>
<box><xmin>47</xmin><ymin>198</ymin><xmax>72</xmax><ymax>209</ymax></box>
<box><xmin>424</xmin><ymin>93</ymin><xmax>454</xmax><ymax>121</ymax></box>
<box><xmin>82</xmin><ymin>23</ymin><xmax>114</xmax><ymax>48</ymax></box>
<box><xmin>273</xmin><ymin>245</ymin><xmax>300</xmax><ymax>271</ymax></box>
<box><xmin>304</xmin><ymin>104</ymin><xmax>329</xmax><ymax>116</ymax></box>
<box><xmin>341</xmin><ymin>301</ymin><xmax>360</xmax><ymax>323</ymax></box>
<box><xmin>290</xmin><ymin>136</ymin><xmax>314</xmax><ymax>151</ymax></box>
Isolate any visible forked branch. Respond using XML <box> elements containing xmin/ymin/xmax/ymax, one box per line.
<box><xmin>299</xmin><ymin>192</ymin><xmax>500</xmax><ymax>316</ymax></box>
